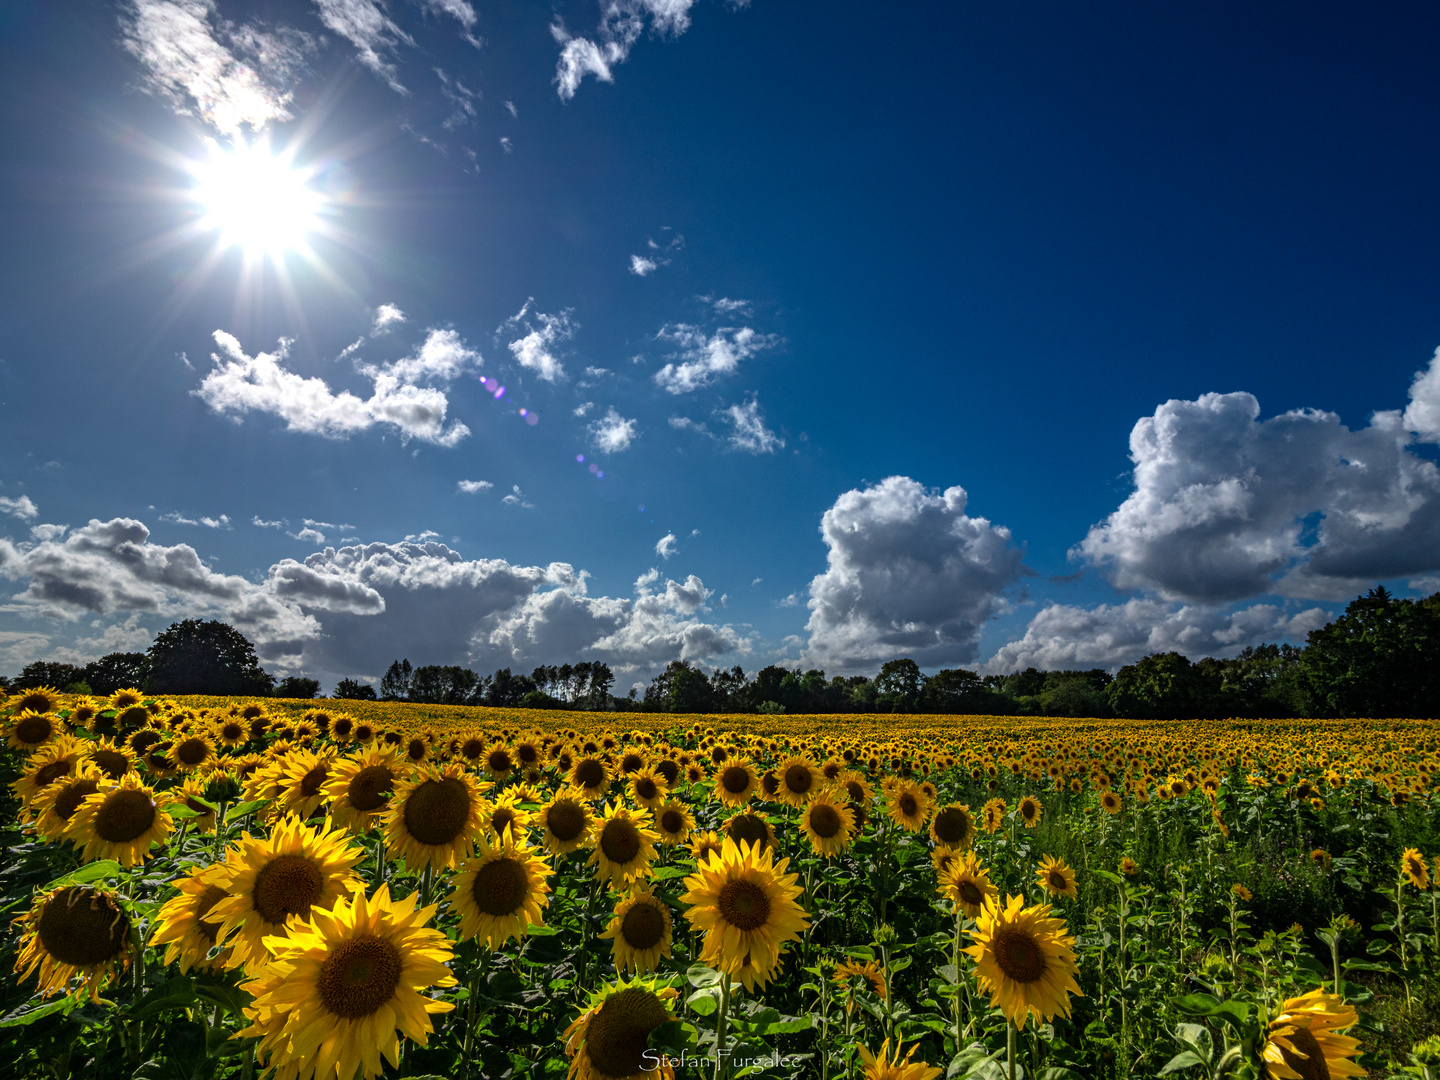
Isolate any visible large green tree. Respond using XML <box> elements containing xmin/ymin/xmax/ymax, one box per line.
<box><xmin>143</xmin><ymin>620</ymin><xmax>274</xmax><ymax>696</ymax></box>
<box><xmin>1297</xmin><ymin>587</ymin><xmax>1440</xmax><ymax>717</ymax></box>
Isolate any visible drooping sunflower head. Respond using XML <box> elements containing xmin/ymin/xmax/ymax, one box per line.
<box><xmin>384</xmin><ymin>763</ymin><xmax>493</xmax><ymax>873</ymax></box>
<box><xmin>834</xmin><ymin>958</ymin><xmax>888</xmax><ymax>1003</ymax></box>
<box><xmin>63</xmin><ymin>773</ymin><xmax>172</xmax><ymax>868</ymax></box>
<box><xmin>800</xmin><ymin>792</ymin><xmax>857</xmax><ymax>858</ymax></box>
<box><xmin>929</xmin><ymin>803</ymin><xmax>976</xmax><ymax>851</ymax></box>
<box><xmin>1401</xmin><ymin>847</ymin><xmax>1431</xmax><ymax>890</ymax></box>
<box><xmin>775</xmin><ymin>755</ymin><xmax>822</xmax><ymax>807</ymax></box>
<box><xmin>150</xmin><ymin>863</ymin><xmax>231</xmax><ymax>973</ymax></box>
<box><xmin>14</xmin><ymin>885</ymin><xmax>133</xmax><ymax>1001</ymax></box>
<box><xmin>1262</xmin><ymin>987</ymin><xmax>1363</xmax><ymax>1080</ymax></box>
<box><xmin>981</xmin><ymin>798</ymin><xmax>1007</xmax><ymax>833</ymax></box>
<box><xmin>1119</xmin><ymin>856</ymin><xmax>1140</xmax><ymax>878</ymax></box>
<box><xmin>537</xmin><ymin>788</ymin><xmax>596</xmax><ymax>856</ymax></box>
<box><xmin>688</xmin><ymin>829</ymin><xmax>725</xmax><ymax>868</ymax></box>
<box><xmin>963</xmin><ymin>893</ymin><xmax>1082</xmax><ymax>1029</ymax></box>
<box><xmin>654</xmin><ymin>800</ymin><xmax>695</xmax><ymax>848</ymax></box>
<box><xmin>562</xmin><ymin>977</ymin><xmax>680</xmax><ymax>1080</ymax></box>
<box><xmin>587</xmin><ymin>803</ymin><xmax>660</xmax><ymax>887</ymax></box>
<box><xmin>938</xmin><ymin>850</ymin><xmax>998</xmax><ymax>918</ymax></box>
<box><xmin>600</xmin><ymin>885</ymin><xmax>673</xmax><ymax>974</ymax></box>
<box><xmin>1036</xmin><ymin>854</ymin><xmax>1078</xmax><ymax>901</ymax></box>
<box><xmin>454</xmin><ymin>830</ymin><xmax>553</xmax><ymax>949</ymax></box>
<box><xmin>171</xmin><ymin>776</ymin><xmax>219</xmax><ymax>834</ymax></box>
<box><xmin>1018</xmin><ymin>796</ymin><xmax>1043</xmax><ymax>828</ymax></box>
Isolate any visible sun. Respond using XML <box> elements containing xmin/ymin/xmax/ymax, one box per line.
<box><xmin>190</xmin><ymin>136</ymin><xmax>323</xmax><ymax>258</ymax></box>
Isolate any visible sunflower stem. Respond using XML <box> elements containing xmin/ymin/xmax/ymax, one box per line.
<box><xmin>420</xmin><ymin>864</ymin><xmax>433</xmax><ymax>909</ymax></box>
<box><xmin>952</xmin><ymin>908</ymin><xmax>963</xmax><ymax>1044</ymax></box>
<box><xmin>713</xmin><ymin>971</ymin><xmax>731</xmax><ymax>1080</ymax></box>
<box><xmin>1006</xmin><ymin>1019</ymin><xmax>1016</xmax><ymax>1080</ymax></box>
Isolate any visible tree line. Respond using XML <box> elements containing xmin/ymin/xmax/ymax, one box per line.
<box><xmin>5</xmin><ymin>588</ymin><xmax>1438</xmax><ymax>718</ymax></box>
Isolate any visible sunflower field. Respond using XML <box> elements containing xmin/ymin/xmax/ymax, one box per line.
<box><xmin>1</xmin><ymin>688</ymin><xmax>1438</xmax><ymax>1080</ymax></box>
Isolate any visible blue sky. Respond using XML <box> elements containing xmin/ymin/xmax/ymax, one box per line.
<box><xmin>2</xmin><ymin>0</ymin><xmax>1440</xmax><ymax>691</ymax></box>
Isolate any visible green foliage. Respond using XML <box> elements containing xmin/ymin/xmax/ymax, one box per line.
<box><xmin>143</xmin><ymin>620</ymin><xmax>274</xmax><ymax>696</ymax></box>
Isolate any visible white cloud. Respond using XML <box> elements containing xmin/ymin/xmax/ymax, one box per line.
<box><xmin>499</xmin><ymin>136</ymin><xmax>513</xmax><ymax>153</ymax></box>
<box><xmin>573</xmin><ymin>402</ymin><xmax>595</xmax><ymax>418</ymax></box>
<box><xmin>983</xmin><ymin>599</ymin><xmax>1330</xmax><ymax>673</ymax></box>
<box><xmin>436</xmin><ymin>68</ymin><xmax>477</xmax><ymax>128</ymax></box>
<box><xmin>0</xmin><ymin>496</ymin><xmax>38</xmax><ymax>521</ymax></box>
<box><xmin>629</xmin><ymin>233</ymin><xmax>683</xmax><ymax>276</ymax></box>
<box><xmin>721</xmin><ymin>398</ymin><xmax>783</xmax><ymax>454</ymax></box>
<box><xmin>1079</xmin><ymin>355</ymin><xmax>1440</xmax><ymax>603</ymax></box>
<box><xmin>630</xmin><ymin>255</ymin><xmax>658</xmax><ymax>276</ymax></box>
<box><xmin>160</xmin><ymin>511</ymin><xmax>232</xmax><ymax>529</ymax></box>
<box><xmin>252</xmin><ymin>516</ymin><xmax>284</xmax><ymax>529</ymax></box>
<box><xmin>669</xmin><ymin>416</ymin><xmax>712</xmax><ymax>436</ymax></box>
<box><xmin>194</xmin><ymin>327</ymin><xmax>477</xmax><ymax>447</ymax></box>
<box><xmin>709</xmin><ymin>297</ymin><xmax>752</xmax><ymax>315</ymax></box>
<box><xmin>502</xmin><ymin>485</ymin><xmax>533</xmax><ymax>509</ymax></box>
<box><xmin>418</xmin><ymin>0</ymin><xmax>478</xmax><ymax>32</ymax></box>
<box><xmin>584</xmin><ymin>366</ymin><xmax>611</xmax><ymax>378</ymax></box>
<box><xmin>310</xmin><ymin>0</ymin><xmax>414</xmax><ymax>94</ymax></box>
<box><xmin>500</xmin><ymin>301</ymin><xmax>574</xmax><ymax>383</ymax></box>
<box><xmin>504</xmin><ymin>99</ymin><xmax>517</xmax><ymax>118</ymax></box>
<box><xmin>551</xmin><ymin>0</ymin><xmax>698</xmax><ymax>100</ymax></box>
<box><xmin>589</xmin><ymin>407</ymin><xmax>639</xmax><ymax>454</ymax></box>
<box><xmin>457</xmin><ymin>479</ymin><xmax>493</xmax><ymax>494</ymax></box>
<box><xmin>777</xmin><ymin>592</ymin><xmax>799</xmax><ymax>608</ymax></box>
<box><xmin>291</xmin><ymin>527</ymin><xmax>326</xmax><ymax>544</ymax></box>
<box><xmin>1403</xmin><ymin>346</ymin><xmax>1440</xmax><ymax>443</ymax></box>
<box><xmin>654</xmin><ymin>325</ymin><xmax>774</xmax><ymax>394</ymax></box>
<box><xmin>803</xmin><ymin>476</ymin><xmax>1025</xmax><ymax>671</ymax></box>
<box><xmin>373</xmin><ymin>303</ymin><xmax>406</xmax><ymax>333</ymax></box>
<box><xmin>120</xmin><ymin>0</ymin><xmax>314</xmax><ymax>134</ymax></box>
<box><xmin>656</xmin><ymin>532</ymin><xmax>677</xmax><ymax>559</ymax></box>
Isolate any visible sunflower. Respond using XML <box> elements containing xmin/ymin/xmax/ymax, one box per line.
<box><xmin>857</xmin><ymin>1040</ymin><xmax>942</xmax><ymax>1080</ymax></box>
<box><xmin>680</xmin><ymin>837</ymin><xmax>810</xmax><ymax>991</ymax></box>
<box><xmin>937</xmin><ymin>851</ymin><xmax>999</xmax><ymax>918</ymax></box>
<box><xmin>1036</xmin><ymin>854</ymin><xmax>1078</xmax><ymax>900</ymax></box>
<box><xmin>1100</xmin><ymin>790</ymin><xmax>1124</xmax><ymax>815</ymax></box>
<box><xmin>166</xmin><ymin>730</ymin><xmax>217</xmax><ymax>772</ymax></box>
<box><xmin>979</xmin><ymin>797</ymin><xmax>1006</xmax><ymax>833</ymax></box>
<box><xmin>562</xmin><ymin>977</ymin><xmax>679</xmax><ymax>1080</ymax></box>
<box><xmin>600</xmin><ymin>885</ymin><xmax>673</xmax><ymax>973</ymax></box>
<box><xmin>150</xmin><ymin>863</ymin><xmax>231</xmax><ymax>972</ymax></box>
<box><xmin>1119</xmin><ymin>856</ymin><xmax>1140</xmax><ymax>878</ymax></box>
<box><xmin>536</xmin><ymin>788</ymin><xmax>596</xmax><ymax>856</ymax></box>
<box><xmin>237</xmin><ymin>884</ymin><xmax>456</xmax><ymax>1080</ymax></box>
<box><xmin>207</xmin><ymin>815</ymin><xmax>365</xmax><ymax>971</ymax></box>
<box><xmin>1401</xmin><ymin>847</ymin><xmax>1431</xmax><ymax>890</ymax></box>
<box><xmin>171</xmin><ymin>776</ymin><xmax>219</xmax><ymax>833</ymax></box>
<box><xmin>571</xmin><ymin>756</ymin><xmax>612</xmax><ymax>799</ymax></box>
<box><xmin>1018</xmin><ymin>796</ymin><xmax>1043</xmax><ymax>828</ymax></box>
<box><xmin>278</xmin><ymin>748</ymin><xmax>335</xmax><ymax>820</ymax></box>
<box><xmin>964</xmin><ymin>894</ymin><xmax>1082</xmax><ymax>1029</ymax></box>
<box><xmin>13</xmin><ymin>885</ymin><xmax>133</xmax><ymax>1001</ymax></box>
<box><xmin>834</xmin><ymin>958</ymin><xmax>888</xmax><ymax>1003</ymax></box>
<box><xmin>886</xmin><ymin>782</ymin><xmax>931</xmax><ymax>833</ymax></box>
<box><xmin>588</xmin><ymin>803</ymin><xmax>661</xmax><ymax>887</ymax></box>
<box><xmin>453</xmin><ymin>830</ymin><xmax>552</xmax><ymax>949</ymax></box>
<box><xmin>710</xmin><ymin>757</ymin><xmax>760</xmax><ymax>809</ymax></box>
<box><xmin>64</xmin><ymin>773</ymin><xmax>172</xmax><ymax>867</ymax></box>
<box><xmin>85</xmin><ymin>736</ymin><xmax>137</xmax><ymax>781</ymax></box>
<box><xmin>11</xmin><ymin>734</ymin><xmax>88</xmax><ymax>809</ymax></box>
<box><xmin>1262</xmin><ymin>987</ymin><xmax>1364</xmax><ymax>1080</ymax></box>
<box><xmin>322</xmin><ymin>747</ymin><xmax>404</xmax><ymax>836</ymax></box>
<box><xmin>689</xmin><ymin>829</ymin><xmax>725</xmax><ymax>867</ymax></box>
<box><xmin>384</xmin><ymin>763</ymin><xmax>492</xmax><ymax>873</ymax></box>
<box><xmin>800</xmin><ymin>791</ymin><xmax>857</xmax><ymax>858</ymax></box>
<box><xmin>7</xmin><ymin>709</ymin><xmax>60</xmax><ymax>752</ymax></box>
<box><xmin>11</xmin><ymin>686</ymin><xmax>60</xmax><ymax>715</ymax></box>
<box><xmin>628</xmin><ymin>767</ymin><xmax>669</xmax><ymax>811</ymax></box>
<box><xmin>775</xmin><ymin>755</ymin><xmax>822</xmax><ymax>807</ymax></box>
<box><xmin>654</xmin><ymin>800</ymin><xmax>695</xmax><ymax>847</ymax></box>
<box><xmin>929</xmin><ymin>802</ymin><xmax>976</xmax><ymax>850</ymax></box>
<box><xmin>483</xmin><ymin>789</ymin><xmax>535</xmax><ymax>840</ymax></box>
<box><xmin>482</xmin><ymin>742</ymin><xmax>516</xmax><ymax>783</ymax></box>
<box><xmin>839</xmin><ymin>770</ymin><xmax>874</xmax><ymax>829</ymax></box>
<box><xmin>725</xmin><ymin>810</ymin><xmax>778</xmax><ymax>854</ymax></box>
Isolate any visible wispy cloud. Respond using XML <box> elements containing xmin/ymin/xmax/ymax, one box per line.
<box><xmin>502</xmin><ymin>485</ymin><xmax>534</xmax><ymax>509</ymax></box>
<box><xmin>160</xmin><ymin>511</ymin><xmax>232</xmax><ymax>528</ymax></box>
<box><xmin>655</xmin><ymin>532</ymin><xmax>677</xmax><ymax>559</ymax></box>
<box><xmin>721</xmin><ymin>397</ymin><xmax>784</xmax><ymax>454</ymax></box>
<box><xmin>0</xmin><ymin>495</ymin><xmax>39</xmax><ymax>520</ymax></box>
<box><xmin>551</xmin><ymin>0</ymin><xmax>699</xmax><ymax>100</ymax></box>
<box><xmin>457</xmin><ymin>479</ymin><xmax>493</xmax><ymax>494</ymax></box>
<box><xmin>589</xmin><ymin>407</ymin><xmax>639</xmax><ymax>454</ymax></box>
<box><xmin>629</xmin><ymin>232</ymin><xmax>684</xmax><ymax>276</ymax></box>
<box><xmin>653</xmin><ymin>325</ymin><xmax>775</xmax><ymax>394</ymax></box>
<box><xmin>311</xmin><ymin>0</ymin><xmax>414</xmax><ymax>94</ymax></box>
<box><xmin>500</xmin><ymin>300</ymin><xmax>575</xmax><ymax>383</ymax></box>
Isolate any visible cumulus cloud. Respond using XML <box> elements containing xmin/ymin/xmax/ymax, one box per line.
<box><xmin>630</xmin><ymin>256</ymin><xmax>658</xmax><ymax>276</ymax></box>
<box><xmin>457</xmin><ymin>479</ymin><xmax>493</xmax><ymax>494</ymax></box>
<box><xmin>194</xmin><ymin>327</ymin><xmax>478</xmax><ymax>447</ymax></box>
<box><xmin>654</xmin><ymin>325</ymin><xmax>775</xmax><ymax>394</ymax></box>
<box><xmin>120</xmin><ymin>0</ymin><xmax>315</xmax><ymax>134</ymax></box>
<box><xmin>373</xmin><ymin>303</ymin><xmax>406</xmax><ymax>333</ymax></box>
<box><xmin>589</xmin><ymin>407</ymin><xmax>639</xmax><ymax>454</ymax></box>
<box><xmin>722</xmin><ymin>398</ymin><xmax>783</xmax><ymax>454</ymax></box>
<box><xmin>983</xmin><ymin>600</ymin><xmax>1330</xmax><ymax>673</ymax></box>
<box><xmin>803</xmin><ymin>476</ymin><xmax>1025</xmax><ymax>671</ymax></box>
<box><xmin>311</xmin><ymin>0</ymin><xmax>414</xmax><ymax>93</ymax></box>
<box><xmin>1079</xmin><ymin>351</ymin><xmax>1440</xmax><ymax>603</ymax></box>
<box><xmin>551</xmin><ymin>1</ymin><xmax>697</xmax><ymax>100</ymax></box>
<box><xmin>291</xmin><ymin>527</ymin><xmax>326</xmax><ymax>545</ymax></box>
<box><xmin>500</xmin><ymin>301</ymin><xmax>574</xmax><ymax>383</ymax></box>
<box><xmin>0</xmin><ymin>496</ymin><xmax>39</xmax><ymax>521</ymax></box>
<box><xmin>656</xmin><ymin>533</ymin><xmax>677</xmax><ymax>559</ymax></box>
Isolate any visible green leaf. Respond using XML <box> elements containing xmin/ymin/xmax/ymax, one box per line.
<box><xmin>1092</xmin><ymin>870</ymin><xmax>1124</xmax><ymax>885</ymax></box>
<box><xmin>44</xmin><ymin>860</ymin><xmax>122</xmax><ymax>890</ymax></box>
<box><xmin>685</xmin><ymin>990</ymin><xmax>717</xmax><ymax>1016</ymax></box>
<box><xmin>1174</xmin><ymin>993</ymin><xmax>1221</xmax><ymax>1016</ymax></box>
<box><xmin>1159</xmin><ymin>1050</ymin><xmax>1208</xmax><ymax>1075</ymax></box>
<box><xmin>0</xmin><ymin>999</ymin><xmax>72</xmax><ymax>1028</ymax></box>
<box><xmin>651</xmin><ymin>866</ymin><xmax>690</xmax><ymax>881</ymax></box>
<box><xmin>224</xmin><ymin>801</ymin><xmax>266</xmax><ymax>821</ymax></box>
<box><xmin>686</xmin><ymin>964</ymin><xmax>722</xmax><ymax>988</ymax></box>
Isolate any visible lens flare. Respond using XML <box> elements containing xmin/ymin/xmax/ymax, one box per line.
<box><xmin>190</xmin><ymin>136</ymin><xmax>322</xmax><ymax>258</ymax></box>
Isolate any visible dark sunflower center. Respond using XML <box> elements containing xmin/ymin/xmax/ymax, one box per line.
<box><xmin>517</xmin><ymin>744</ymin><xmax>539</xmax><ymax>764</ymax></box>
<box><xmin>403</xmin><ymin>777</ymin><xmax>472</xmax><ymax>846</ymax></box>
<box><xmin>252</xmin><ymin>854</ymin><xmax>324</xmax><ymax>924</ymax></box>
<box><xmin>1022</xmin><ymin>801</ymin><xmax>1038</xmax><ymax>820</ymax></box>
<box><xmin>599</xmin><ymin>819</ymin><xmax>641</xmax><ymax>865</ymax></box>
<box><xmin>130</xmin><ymin>730</ymin><xmax>162</xmax><ymax>755</ymax></box>
<box><xmin>92</xmin><ymin>749</ymin><xmax>129</xmax><ymax>780</ymax></box>
<box><xmin>471</xmin><ymin>857</ymin><xmax>529</xmax><ymax>916</ymax></box>
<box><xmin>16</xmin><ymin>714</ymin><xmax>53</xmax><ymax>743</ymax></box>
<box><xmin>583</xmin><ymin>986</ymin><xmax>672</xmax><ymax>1079</ymax></box>
<box><xmin>1277</xmin><ymin>1026</ymin><xmax>1332</xmax><ymax>1080</ymax></box>
<box><xmin>348</xmin><ymin>766</ymin><xmax>395</xmax><ymax>812</ymax></box>
<box><xmin>761</xmin><ymin>772</ymin><xmax>780</xmax><ymax>796</ymax></box>
<box><xmin>299</xmin><ymin>764</ymin><xmax>328</xmax><ymax>797</ymax></box>
<box><xmin>899</xmin><ymin>794</ymin><xmax>919</xmax><ymax>816</ymax></box>
<box><xmin>175</xmin><ymin>738</ymin><xmax>209</xmax><ymax>766</ymax></box>
<box><xmin>487</xmin><ymin>750</ymin><xmax>513</xmax><ymax>773</ymax></box>
<box><xmin>194</xmin><ymin>884</ymin><xmax>228</xmax><ymax>943</ymax></box>
<box><xmin>18</xmin><ymin>692</ymin><xmax>56</xmax><ymax>713</ymax></box>
<box><xmin>654</xmin><ymin>760</ymin><xmax>679</xmax><ymax>785</ymax></box>
<box><xmin>575</xmin><ymin>759</ymin><xmax>606</xmax><ymax>789</ymax></box>
<box><xmin>620</xmin><ymin>901</ymin><xmax>667</xmax><ymax>951</ymax></box>
<box><xmin>186</xmin><ymin>796</ymin><xmax>212</xmax><ymax>815</ymax></box>
<box><xmin>546</xmin><ymin>801</ymin><xmax>586</xmax><ymax>841</ymax></box>
<box><xmin>462</xmin><ymin>739</ymin><xmax>485</xmax><ymax>761</ymax></box>
<box><xmin>316</xmin><ymin>934</ymin><xmax>403</xmax><ymax>1020</ymax></box>
<box><xmin>95</xmin><ymin>789</ymin><xmax>157</xmax><ymax>843</ymax></box>
<box><xmin>958</xmin><ymin>879</ymin><xmax>984</xmax><ymax>906</ymax></box>
<box><xmin>621</xmin><ymin>754</ymin><xmax>644</xmax><ymax>774</ymax></box>
<box><xmin>37</xmin><ymin>887</ymin><xmax>129</xmax><ymax>967</ymax></box>
<box><xmin>783</xmin><ymin>765</ymin><xmax>813</xmax><ymax>795</ymax></box>
<box><xmin>845</xmin><ymin>781</ymin><xmax>865</xmax><ymax>802</ymax></box>
<box><xmin>660</xmin><ymin>809</ymin><xmax>685</xmax><ymax>835</ymax></box>
<box><xmin>809</xmin><ymin>804</ymin><xmax>843</xmax><ymax>839</ymax></box>
<box><xmin>992</xmin><ymin>926</ymin><xmax>1047</xmax><ymax>984</ymax></box>
<box><xmin>717</xmin><ymin>880</ymin><xmax>772</xmax><ymax>931</ymax></box>
<box><xmin>406</xmin><ymin>739</ymin><xmax>426</xmax><ymax>762</ymax></box>
<box><xmin>491</xmin><ymin>808</ymin><xmax>518</xmax><ymax>835</ymax></box>
<box><xmin>1049</xmin><ymin>871</ymin><xmax>1068</xmax><ymax>891</ymax></box>
<box><xmin>728</xmin><ymin>815</ymin><xmax>770</xmax><ymax>850</ymax></box>
<box><xmin>54</xmin><ymin>778</ymin><xmax>101</xmax><ymax>821</ymax></box>
<box><xmin>721</xmin><ymin>766</ymin><xmax>752</xmax><ymax>794</ymax></box>
<box><xmin>634</xmin><ymin>777</ymin><xmax>658</xmax><ymax>801</ymax></box>
<box><xmin>934</xmin><ymin>808</ymin><xmax>971</xmax><ymax>845</ymax></box>
<box><xmin>33</xmin><ymin>759</ymin><xmax>73</xmax><ymax>789</ymax></box>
